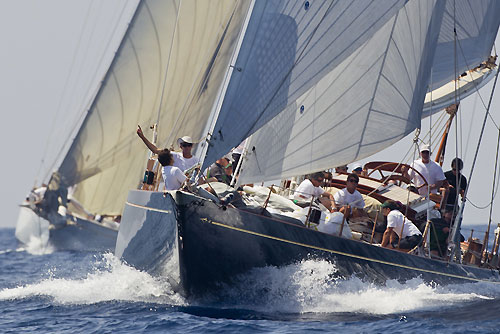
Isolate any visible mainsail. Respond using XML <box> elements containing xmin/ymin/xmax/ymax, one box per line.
<box><xmin>58</xmin><ymin>0</ymin><xmax>251</xmax><ymax>215</ymax></box>
<box><xmin>202</xmin><ymin>0</ymin><xmax>408</xmax><ymax>170</ymax></box>
<box><xmin>237</xmin><ymin>0</ymin><xmax>500</xmax><ymax>184</ymax></box>
<box><xmin>238</xmin><ymin>0</ymin><xmax>446</xmax><ymax>183</ymax></box>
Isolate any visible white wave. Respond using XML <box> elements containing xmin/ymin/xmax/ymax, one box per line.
<box><xmin>213</xmin><ymin>259</ymin><xmax>500</xmax><ymax>315</ymax></box>
<box><xmin>0</xmin><ymin>248</ymin><xmax>25</xmax><ymax>255</ymax></box>
<box><xmin>0</xmin><ymin>253</ymin><xmax>185</xmax><ymax>305</ymax></box>
<box><xmin>24</xmin><ymin>235</ymin><xmax>54</xmax><ymax>255</ymax></box>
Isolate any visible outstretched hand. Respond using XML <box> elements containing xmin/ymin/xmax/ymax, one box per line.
<box><xmin>137</xmin><ymin>125</ymin><xmax>144</xmax><ymax>137</ymax></box>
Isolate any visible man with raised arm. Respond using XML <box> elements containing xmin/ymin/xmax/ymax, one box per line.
<box><xmin>136</xmin><ymin>125</ymin><xmax>199</xmax><ymax>172</ymax></box>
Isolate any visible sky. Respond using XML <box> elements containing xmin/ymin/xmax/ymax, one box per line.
<box><xmin>0</xmin><ymin>1</ymin><xmax>499</xmax><ymax>240</ymax></box>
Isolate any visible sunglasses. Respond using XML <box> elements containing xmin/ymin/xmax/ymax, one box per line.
<box><xmin>224</xmin><ymin>162</ymin><xmax>232</xmax><ymax>169</ymax></box>
<box><xmin>347</xmin><ymin>179</ymin><xmax>358</xmax><ymax>183</ymax></box>
<box><xmin>181</xmin><ymin>143</ymin><xmax>193</xmax><ymax>147</ymax></box>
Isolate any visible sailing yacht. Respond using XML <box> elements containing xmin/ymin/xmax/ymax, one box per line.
<box><xmin>18</xmin><ymin>0</ymin><xmax>500</xmax><ymax>291</ymax></box>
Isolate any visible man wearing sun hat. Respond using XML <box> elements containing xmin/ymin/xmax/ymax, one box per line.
<box><xmin>403</xmin><ymin>144</ymin><xmax>445</xmax><ymax>197</ymax></box>
<box><xmin>137</xmin><ymin>126</ymin><xmax>199</xmax><ymax>173</ymax></box>
<box><xmin>172</xmin><ymin>135</ymin><xmax>199</xmax><ymax>172</ymax></box>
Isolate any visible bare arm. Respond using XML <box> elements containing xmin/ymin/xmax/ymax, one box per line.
<box><xmin>431</xmin><ymin>179</ymin><xmax>444</xmax><ymax>192</ymax></box>
<box><xmin>137</xmin><ymin>125</ymin><xmax>160</xmax><ymax>154</ymax></box>
<box><xmin>381</xmin><ymin>227</ymin><xmax>395</xmax><ymax>248</ymax></box>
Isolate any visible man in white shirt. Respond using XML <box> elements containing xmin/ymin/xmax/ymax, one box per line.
<box><xmin>172</xmin><ymin>136</ymin><xmax>199</xmax><ymax>172</ymax></box>
<box><xmin>137</xmin><ymin>126</ymin><xmax>187</xmax><ymax>190</ymax></box>
<box><xmin>334</xmin><ymin>173</ymin><xmax>365</xmax><ymax>218</ymax></box>
<box><xmin>403</xmin><ymin>144</ymin><xmax>445</xmax><ymax>196</ymax></box>
<box><xmin>137</xmin><ymin>126</ymin><xmax>199</xmax><ymax>173</ymax></box>
<box><xmin>293</xmin><ymin>172</ymin><xmax>336</xmax><ymax>211</ymax></box>
<box><xmin>380</xmin><ymin>201</ymin><xmax>422</xmax><ymax>250</ymax></box>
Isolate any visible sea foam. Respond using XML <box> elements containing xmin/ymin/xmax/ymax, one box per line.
<box><xmin>1</xmin><ymin>255</ymin><xmax>498</xmax><ymax>315</ymax></box>
<box><xmin>0</xmin><ymin>253</ymin><xmax>185</xmax><ymax>305</ymax></box>
<box><xmin>208</xmin><ymin>259</ymin><xmax>499</xmax><ymax>315</ymax></box>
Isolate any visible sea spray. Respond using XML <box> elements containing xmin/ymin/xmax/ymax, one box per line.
<box><xmin>0</xmin><ymin>253</ymin><xmax>185</xmax><ymax>305</ymax></box>
<box><xmin>197</xmin><ymin>259</ymin><xmax>500</xmax><ymax>315</ymax></box>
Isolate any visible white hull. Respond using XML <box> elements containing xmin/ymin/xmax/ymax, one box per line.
<box><xmin>15</xmin><ymin>206</ymin><xmax>118</xmax><ymax>252</ymax></box>
<box><xmin>15</xmin><ymin>206</ymin><xmax>50</xmax><ymax>247</ymax></box>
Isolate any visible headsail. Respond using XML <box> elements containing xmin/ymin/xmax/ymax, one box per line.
<box><xmin>201</xmin><ymin>0</ymin><xmax>408</xmax><ymax>170</ymax></box>
<box><xmin>58</xmin><ymin>0</ymin><xmax>250</xmax><ymax>215</ymax></box>
<box><xmin>429</xmin><ymin>0</ymin><xmax>500</xmax><ymax>91</ymax></box>
<box><xmin>238</xmin><ymin>0</ymin><xmax>447</xmax><ymax>184</ymax></box>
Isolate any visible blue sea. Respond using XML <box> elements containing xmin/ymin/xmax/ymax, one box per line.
<box><xmin>2</xmin><ymin>228</ymin><xmax>500</xmax><ymax>333</ymax></box>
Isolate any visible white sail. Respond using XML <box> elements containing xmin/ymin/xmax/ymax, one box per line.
<box><xmin>202</xmin><ymin>0</ymin><xmax>408</xmax><ymax>170</ymax></box>
<box><xmin>430</xmin><ymin>0</ymin><xmax>500</xmax><ymax>91</ymax></box>
<box><xmin>58</xmin><ymin>0</ymin><xmax>251</xmax><ymax>215</ymax></box>
<box><xmin>238</xmin><ymin>0</ymin><xmax>446</xmax><ymax>184</ymax></box>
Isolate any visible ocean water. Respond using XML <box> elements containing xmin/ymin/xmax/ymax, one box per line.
<box><xmin>2</xmin><ymin>228</ymin><xmax>500</xmax><ymax>334</ymax></box>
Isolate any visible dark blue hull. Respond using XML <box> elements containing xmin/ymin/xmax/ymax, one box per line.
<box><xmin>116</xmin><ymin>190</ymin><xmax>500</xmax><ymax>296</ymax></box>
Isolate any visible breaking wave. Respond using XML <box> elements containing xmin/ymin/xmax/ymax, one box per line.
<box><xmin>201</xmin><ymin>259</ymin><xmax>500</xmax><ymax>315</ymax></box>
<box><xmin>1</xmin><ymin>255</ymin><xmax>499</xmax><ymax>316</ymax></box>
<box><xmin>0</xmin><ymin>253</ymin><xmax>185</xmax><ymax>305</ymax></box>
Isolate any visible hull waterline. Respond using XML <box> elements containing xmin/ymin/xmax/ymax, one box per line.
<box><xmin>117</xmin><ymin>190</ymin><xmax>500</xmax><ymax>296</ymax></box>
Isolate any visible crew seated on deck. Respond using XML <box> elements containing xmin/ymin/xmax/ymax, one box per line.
<box><xmin>381</xmin><ymin>200</ymin><xmax>422</xmax><ymax>250</ymax></box>
<box><xmin>334</xmin><ymin>173</ymin><xmax>365</xmax><ymax>218</ymax></box>
<box><xmin>204</xmin><ymin>157</ymin><xmax>233</xmax><ymax>185</ymax></box>
<box><xmin>293</xmin><ymin>172</ymin><xmax>336</xmax><ymax>212</ymax></box>
<box><xmin>430</xmin><ymin>207</ymin><xmax>453</xmax><ymax>258</ymax></box>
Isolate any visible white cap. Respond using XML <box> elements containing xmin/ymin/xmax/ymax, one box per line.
<box><xmin>420</xmin><ymin>144</ymin><xmax>431</xmax><ymax>152</ymax></box>
<box><xmin>177</xmin><ymin>136</ymin><xmax>193</xmax><ymax>145</ymax></box>
<box><xmin>352</xmin><ymin>163</ymin><xmax>362</xmax><ymax>171</ymax></box>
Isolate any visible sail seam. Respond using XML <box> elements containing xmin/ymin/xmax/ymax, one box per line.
<box><xmin>354</xmin><ymin>13</ymin><xmax>399</xmax><ymax>160</ymax></box>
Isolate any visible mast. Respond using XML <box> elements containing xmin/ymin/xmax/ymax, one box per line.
<box><xmin>434</xmin><ymin>103</ymin><xmax>458</xmax><ymax>166</ymax></box>
<box><xmin>197</xmin><ymin>0</ymin><xmax>256</xmax><ymax>169</ymax></box>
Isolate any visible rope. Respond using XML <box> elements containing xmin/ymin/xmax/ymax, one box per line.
<box><xmin>452</xmin><ymin>54</ymin><xmax>500</xmax><ymax>253</ymax></box>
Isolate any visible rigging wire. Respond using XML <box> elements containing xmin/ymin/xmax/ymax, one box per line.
<box><xmin>455</xmin><ymin>36</ymin><xmax>500</xmax><ymax>130</ymax></box>
<box><xmin>65</xmin><ymin>0</ymin><xmax>106</xmax><ymax>119</ymax></box>
<box><xmin>154</xmin><ymin>0</ymin><xmax>182</xmax><ymax>137</ymax></box>
<box><xmin>453</xmin><ymin>56</ymin><xmax>500</xmax><ymax>249</ymax></box>
<box><xmin>35</xmin><ymin>0</ymin><xmax>96</xmax><ymax>185</ymax></box>
<box><xmin>165</xmin><ymin>3</ymin><xmax>241</xmax><ymax>148</ymax></box>
<box><xmin>484</xmin><ymin>126</ymin><xmax>500</xmax><ymax>252</ymax></box>
<box><xmin>42</xmin><ymin>1</ymin><xmax>134</xmax><ymax>182</ymax></box>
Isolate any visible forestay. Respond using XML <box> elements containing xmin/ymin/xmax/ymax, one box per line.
<box><xmin>238</xmin><ymin>0</ymin><xmax>446</xmax><ymax>184</ymax></box>
<box><xmin>202</xmin><ymin>0</ymin><xmax>408</xmax><ymax>170</ymax></box>
<box><xmin>58</xmin><ymin>0</ymin><xmax>250</xmax><ymax>215</ymax></box>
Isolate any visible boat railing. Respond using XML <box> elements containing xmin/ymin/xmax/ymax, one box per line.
<box><xmin>256</xmin><ymin>179</ymin><xmax>500</xmax><ymax>269</ymax></box>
